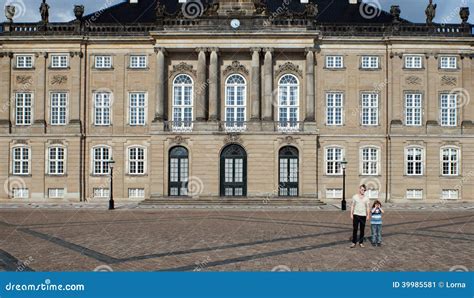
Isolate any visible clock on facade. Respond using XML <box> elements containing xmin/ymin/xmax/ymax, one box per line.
<box><xmin>230</xmin><ymin>19</ymin><xmax>240</xmax><ymax>29</ymax></box>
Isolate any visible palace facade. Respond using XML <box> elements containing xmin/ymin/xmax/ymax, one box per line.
<box><xmin>0</xmin><ymin>0</ymin><xmax>473</xmax><ymax>202</ymax></box>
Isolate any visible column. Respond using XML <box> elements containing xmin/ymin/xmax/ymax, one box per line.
<box><xmin>154</xmin><ymin>47</ymin><xmax>166</xmax><ymax>121</ymax></box>
<box><xmin>250</xmin><ymin>48</ymin><xmax>261</xmax><ymax>120</ymax></box>
<box><xmin>208</xmin><ymin>48</ymin><xmax>219</xmax><ymax>121</ymax></box>
<box><xmin>305</xmin><ymin>48</ymin><xmax>315</xmax><ymax>121</ymax></box>
<box><xmin>34</xmin><ymin>52</ymin><xmax>47</xmax><ymax>129</ymax></box>
<box><xmin>196</xmin><ymin>48</ymin><xmax>207</xmax><ymax>121</ymax></box>
<box><xmin>263</xmin><ymin>48</ymin><xmax>273</xmax><ymax>121</ymax></box>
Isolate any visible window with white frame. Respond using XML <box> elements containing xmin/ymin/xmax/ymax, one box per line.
<box><xmin>440</xmin><ymin>56</ymin><xmax>457</xmax><ymax>69</ymax></box>
<box><xmin>13</xmin><ymin>188</ymin><xmax>29</xmax><ymax>199</ymax></box>
<box><xmin>441</xmin><ymin>147</ymin><xmax>459</xmax><ymax>176</ymax></box>
<box><xmin>93</xmin><ymin>188</ymin><xmax>109</xmax><ymax>198</ymax></box>
<box><xmin>128</xmin><ymin>146</ymin><xmax>145</xmax><ymax>175</ymax></box>
<box><xmin>405</xmin><ymin>93</ymin><xmax>423</xmax><ymax>126</ymax></box>
<box><xmin>130</xmin><ymin>55</ymin><xmax>147</xmax><ymax>69</ymax></box>
<box><xmin>92</xmin><ymin>146</ymin><xmax>111</xmax><ymax>175</ymax></box>
<box><xmin>225</xmin><ymin>74</ymin><xmax>246</xmax><ymax>131</ymax></box>
<box><xmin>94</xmin><ymin>92</ymin><xmax>111</xmax><ymax>126</ymax></box>
<box><xmin>326</xmin><ymin>147</ymin><xmax>343</xmax><ymax>175</ymax></box>
<box><xmin>48</xmin><ymin>146</ymin><xmax>65</xmax><ymax>175</ymax></box>
<box><xmin>326</xmin><ymin>188</ymin><xmax>342</xmax><ymax>199</ymax></box>
<box><xmin>129</xmin><ymin>188</ymin><xmax>145</xmax><ymax>199</ymax></box>
<box><xmin>16</xmin><ymin>55</ymin><xmax>33</xmax><ymax>69</ymax></box>
<box><xmin>440</xmin><ymin>93</ymin><xmax>457</xmax><ymax>127</ymax></box>
<box><xmin>361</xmin><ymin>93</ymin><xmax>379</xmax><ymax>126</ymax></box>
<box><xmin>51</xmin><ymin>54</ymin><xmax>69</xmax><ymax>68</ymax></box>
<box><xmin>48</xmin><ymin>188</ymin><xmax>65</xmax><ymax>199</ymax></box>
<box><xmin>15</xmin><ymin>93</ymin><xmax>33</xmax><ymax>125</ymax></box>
<box><xmin>406</xmin><ymin>147</ymin><xmax>424</xmax><ymax>176</ymax></box>
<box><xmin>361</xmin><ymin>56</ymin><xmax>379</xmax><ymax>69</ymax></box>
<box><xmin>278</xmin><ymin>74</ymin><xmax>299</xmax><ymax>130</ymax></box>
<box><xmin>12</xmin><ymin>146</ymin><xmax>30</xmax><ymax>175</ymax></box>
<box><xmin>326</xmin><ymin>92</ymin><xmax>343</xmax><ymax>126</ymax></box>
<box><xmin>404</xmin><ymin>55</ymin><xmax>423</xmax><ymax>69</ymax></box>
<box><xmin>406</xmin><ymin>189</ymin><xmax>423</xmax><ymax>200</ymax></box>
<box><xmin>441</xmin><ymin>189</ymin><xmax>459</xmax><ymax>200</ymax></box>
<box><xmin>95</xmin><ymin>55</ymin><xmax>112</xmax><ymax>69</ymax></box>
<box><xmin>50</xmin><ymin>92</ymin><xmax>67</xmax><ymax>125</ymax></box>
<box><xmin>326</xmin><ymin>56</ymin><xmax>343</xmax><ymax>68</ymax></box>
<box><xmin>172</xmin><ymin>74</ymin><xmax>193</xmax><ymax>131</ymax></box>
<box><xmin>361</xmin><ymin>147</ymin><xmax>379</xmax><ymax>175</ymax></box>
<box><xmin>129</xmin><ymin>92</ymin><xmax>146</xmax><ymax>125</ymax></box>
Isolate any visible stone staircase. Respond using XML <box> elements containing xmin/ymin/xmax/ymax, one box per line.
<box><xmin>139</xmin><ymin>197</ymin><xmax>325</xmax><ymax>207</ymax></box>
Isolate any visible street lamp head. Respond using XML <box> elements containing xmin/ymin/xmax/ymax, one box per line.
<box><xmin>341</xmin><ymin>158</ymin><xmax>348</xmax><ymax>170</ymax></box>
<box><xmin>108</xmin><ymin>160</ymin><xmax>115</xmax><ymax>169</ymax></box>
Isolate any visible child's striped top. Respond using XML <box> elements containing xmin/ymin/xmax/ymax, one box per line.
<box><xmin>371</xmin><ymin>207</ymin><xmax>383</xmax><ymax>224</ymax></box>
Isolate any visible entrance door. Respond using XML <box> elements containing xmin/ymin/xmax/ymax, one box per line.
<box><xmin>169</xmin><ymin>146</ymin><xmax>189</xmax><ymax>196</ymax></box>
<box><xmin>220</xmin><ymin>144</ymin><xmax>247</xmax><ymax>197</ymax></box>
<box><xmin>279</xmin><ymin>146</ymin><xmax>299</xmax><ymax>197</ymax></box>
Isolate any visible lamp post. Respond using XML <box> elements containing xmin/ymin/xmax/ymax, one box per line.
<box><xmin>341</xmin><ymin>158</ymin><xmax>348</xmax><ymax>211</ymax></box>
<box><xmin>108</xmin><ymin>160</ymin><xmax>115</xmax><ymax>210</ymax></box>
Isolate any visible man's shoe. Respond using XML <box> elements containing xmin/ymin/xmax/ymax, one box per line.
<box><xmin>350</xmin><ymin>243</ymin><xmax>356</xmax><ymax>248</ymax></box>
<box><xmin>359</xmin><ymin>243</ymin><xmax>365</xmax><ymax>248</ymax></box>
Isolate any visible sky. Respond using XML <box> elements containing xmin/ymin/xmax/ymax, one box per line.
<box><xmin>0</xmin><ymin>0</ymin><xmax>472</xmax><ymax>24</ymax></box>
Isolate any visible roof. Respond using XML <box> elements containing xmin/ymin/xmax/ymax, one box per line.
<box><xmin>81</xmin><ymin>0</ymin><xmax>407</xmax><ymax>24</ymax></box>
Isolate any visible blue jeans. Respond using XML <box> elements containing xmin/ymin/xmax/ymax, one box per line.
<box><xmin>371</xmin><ymin>224</ymin><xmax>382</xmax><ymax>244</ymax></box>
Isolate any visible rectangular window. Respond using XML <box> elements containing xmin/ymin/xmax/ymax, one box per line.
<box><xmin>440</xmin><ymin>56</ymin><xmax>457</xmax><ymax>69</ymax></box>
<box><xmin>48</xmin><ymin>188</ymin><xmax>65</xmax><ymax>199</ymax></box>
<box><xmin>13</xmin><ymin>188</ymin><xmax>29</xmax><ymax>199</ymax></box>
<box><xmin>326</xmin><ymin>56</ymin><xmax>344</xmax><ymax>69</ymax></box>
<box><xmin>361</xmin><ymin>56</ymin><xmax>379</xmax><ymax>69</ymax></box>
<box><xmin>130</xmin><ymin>55</ymin><xmax>147</xmax><ymax>69</ymax></box>
<box><xmin>129</xmin><ymin>92</ymin><xmax>146</xmax><ymax>125</ymax></box>
<box><xmin>441</xmin><ymin>148</ymin><xmax>459</xmax><ymax>176</ymax></box>
<box><xmin>93</xmin><ymin>188</ymin><xmax>109</xmax><ymax>198</ymax></box>
<box><xmin>326</xmin><ymin>92</ymin><xmax>343</xmax><ymax>126</ymax></box>
<box><xmin>406</xmin><ymin>147</ymin><xmax>424</xmax><ymax>176</ymax></box>
<box><xmin>361</xmin><ymin>147</ymin><xmax>379</xmax><ymax>175</ymax></box>
<box><xmin>129</xmin><ymin>147</ymin><xmax>145</xmax><ymax>175</ymax></box>
<box><xmin>15</xmin><ymin>93</ymin><xmax>33</xmax><ymax>125</ymax></box>
<box><xmin>129</xmin><ymin>188</ymin><xmax>145</xmax><ymax>199</ymax></box>
<box><xmin>16</xmin><ymin>55</ymin><xmax>33</xmax><ymax>69</ymax></box>
<box><xmin>12</xmin><ymin>147</ymin><xmax>29</xmax><ymax>175</ymax></box>
<box><xmin>48</xmin><ymin>147</ymin><xmax>65</xmax><ymax>175</ymax></box>
<box><xmin>361</xmin><ymin>93</ymin><xmax>379</xmax><ymax>126</ymax></box>
<box><xmin>441</xmin><ymin>190</ymin><xmax>459</xmax><ymax>200</ymax></box>
<box><xmin>94</xmin><ymin>92</ymin><xmax>111</xmax><ymax>126</ymax></box>
<box><xmin>326</xmin><ymin>147</ymin><xmax>343</xmax><ymax>175</ymax></box>
<box><xmin>405</xmin><ymin>55</ymin><xmax>423</xmax><ymax>69</ymax></box>
<box><xmin>440</xmin><ymin>94</ymin><xmax>457</xmax><ymax>127</ymax></box>
<box><xmin>51</xmin><ymin>55</ymin><xmax>69</xmax><ymax>68</ymax></box>
<box><xmin>50</xmin><ymin>92</ymin><xmax>68</xmax><ymax>125</ymax></box>
<box><xmin>405</xmin><ymin>93</ymin><xmax>422</xmax><ymax>126</ymax></box>
<box><xmin>93</xmin><ymin>147</ymin><xmax>110</xmax><ymax>175</ymax></box>
<box><xmin>95</xmin><ymin>56</ymin><xmax>112</xmax><ymax>69</ymax></box>
<box><xmin>406</xmin><ymin>189</ymin><xmax>423</xmax><ymax>200</ymax></box>
<box><xmin>326</xmin><ymin>188</ymin><xmax>342</xmax><ymax>199</ymax></box>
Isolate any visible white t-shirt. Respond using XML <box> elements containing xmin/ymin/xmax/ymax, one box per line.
<box><xmin>352</xmin><ymin>194</ymin><xmax>369</xmax><ymax>216</ymax></box>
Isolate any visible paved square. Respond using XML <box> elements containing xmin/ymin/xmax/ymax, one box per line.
<box><xmin>0</xmin><ymin>208</ymin><xmax>472</xmax><ymax>272</ymax></box>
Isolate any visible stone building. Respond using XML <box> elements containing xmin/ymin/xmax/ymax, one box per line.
<box><xmin>0</xmin><ymin>0</ymin><xmax>472</xmax><ymax>203</ymax></box>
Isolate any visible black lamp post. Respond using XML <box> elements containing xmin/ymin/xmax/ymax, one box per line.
<box><xmin>108</xmin><ymin>160</ymin><xmax>115</xmax><ymax>210</ymax></box>
<box><xmin>341</xmin><ymin>158</ymin><xmax>348</xmax><ymax>211</ymax></box>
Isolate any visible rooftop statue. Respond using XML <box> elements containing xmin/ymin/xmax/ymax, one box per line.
<box><xmin>40</xmin><ymin>0</ymin><xmax>50</xmax><ymax>23</ymax></box>
<box><xmin>425</xmin><ymin>0</ymin><xmax>436</xmax><ymax>25</ymax></box>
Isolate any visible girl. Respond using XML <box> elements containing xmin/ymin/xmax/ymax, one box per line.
<box><xmin>370</xmin><ymin>200</ymin><xmax>384</xmax><ymax>246</ymax></box>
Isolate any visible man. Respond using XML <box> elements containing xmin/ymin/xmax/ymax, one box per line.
<box><xmin>350</xmin><ymin>184</ymin><xmax>370</xmax><ymax>248</ymax></box>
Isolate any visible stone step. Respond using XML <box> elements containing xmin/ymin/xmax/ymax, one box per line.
<box><xmin>140</xmin><ymin>197</ymin><xmax>326</xmax><ymax>206</ymax></box>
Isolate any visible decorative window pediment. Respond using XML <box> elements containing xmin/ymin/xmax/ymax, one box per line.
<box><xmin>275</xmin><ymin>62</ymin><xmax>303</xmax><ymax>77</ymax></box>
<box><xmin>223</xmin><ymin>61</ymin><xmax>249</xmax><ymax>76</ymax></box>
<box><xmin>169</xmin><ymin>62</ymin><xmax>197</xmax><ymax>78</ymax></box>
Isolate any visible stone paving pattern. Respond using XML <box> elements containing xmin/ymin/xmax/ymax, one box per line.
<box><xmin>0</xmin><ymin>208</ymin><xmax>472</xmax><ymax>272</ymax></box>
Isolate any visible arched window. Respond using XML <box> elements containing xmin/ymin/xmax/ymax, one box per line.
<box><xmin>278</xmin><ymin>74</ymin><xmax>299</xmax><ymax>131</ymax></box>
<box><xmin>220</xmin><ymin>144</ymin><xmax>247</xmax><ymax>197</ymax></box>
<box><xmin>172</xmin><ymin>74</ymin><xmax>193</xmax><ymax>131</ymax></box>
<box><xmin>48</xmin><ymin>146</ymin><xmax>66</xmax><ymax>175</ymax></box>
<box><xmin>169</xmin><ymin>146</ymin><xmax>189</xmax><ymax>196</ymax></box>
<box><xmin>360</xmin><ymin>146</ymin><xmax>379</xmax><ymax>176</ymax></box>
<box><xmin>279</xmin><ymin>146</ymin><xmax>299</xmax><ymax>197</ymax></box>
<box><xmin>225</xmin><ymin>74</ymin><xmax>246</xmax><ymax>131</ymax></box>
<box><xmin>406</xmin><ymin>146</ymin><xmax>424</xmax><ymax>176</ymax></box>
<box><xmin>12</xmin><ymin>145</ymin><xmax>30</xmax><ymax>175</ymax></box>
<box><xmin>92</xmin><ymin>146</ymin><xmax>111</xmax><ymax>175</ymax></box>
<box><xmin>441</xmin><ymin>147</ymin><xmax>459</xmax><ymax>176</ymax></box>
<box><xmin>325</xmin><ymin>146</ymin><xmax>344</xmax><ymax>175</ymax></box>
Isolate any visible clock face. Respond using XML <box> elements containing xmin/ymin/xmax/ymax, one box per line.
<box><xmin>230</xmin><ymin>19</ymin><xmax>240</xmax><ymax>29</ymax></box>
